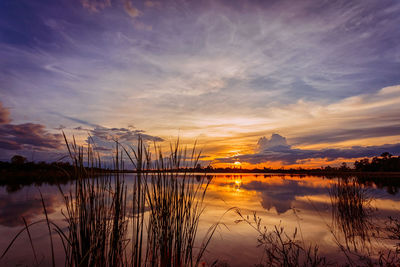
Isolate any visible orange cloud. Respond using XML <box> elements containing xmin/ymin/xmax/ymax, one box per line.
<box><xmin>0</xmin><ymin>102</ymin><xmax>11</xmax><ymax>124</ymax></box>
<box><xmin>81</xmin><ymin>0</ymin><xmax>111</xmax><ymax>12</ymax></box>
<box><xmin>123</xmin><ymin>0</ymin><xmax>141</xmax><ymax>18</ymax></box>
<box><xmin>144</xmin><ymin>0</ymin><xmax>160</xmax><ymax>8</ymax></box>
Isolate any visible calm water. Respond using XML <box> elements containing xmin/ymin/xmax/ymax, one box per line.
<box><xmin>0</xmin><ymin>173</ymin><xmax>399</xmax><ymax>266</ymax></box>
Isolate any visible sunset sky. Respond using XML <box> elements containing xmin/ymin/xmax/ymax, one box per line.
<box><xmin>1</xmin><ymin>0</ymin><xmax>400</xmax><ymax>168</ymax></box>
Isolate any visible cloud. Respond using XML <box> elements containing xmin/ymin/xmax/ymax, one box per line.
<box><xmin>72</xmin><ymin>122</ymin><xmax>164</xmax><ymax>152</ymax></box>
<box><xmin>144</xmin><ymin>0</ymin><xmax>160</xmax><ymax>8</ymax></box>
<box><xmin>0</xmin><ymin>190</ymin><xmax>60</xmax><ymax>227</ymax></box>
<box><xmin>0</xmin><ymin>123</ymin><xmax>63</xmax><ymax>151</ymax></box>
<box><xmin>57</xmin><ymin>113</ymin><xmax>99</xmax><ymax>128</ymax></box>
<box><xmin>1</xmin><ymin>0</ymin><xmax>400</xmax><ymax>159</ymax></box>
<box><xmin>62</xmin><ymin>115</ymin><xmax>163</xmax><ymax>144</ymax></box>
<box><xmin>0</xmin><ymin>102</ymin><xmax>63</xmax><ymax>151</ymax></box>
<box><xmin>123</xmin><ymin>0</ymin><xmax>141</xmax><ymax>18</ymax></box>
<box><xmin>257</xmin><ymin>134</ymin><xmax>290</xmax><ymax>151</ymax></box>
<box><xmin>292</xmin><ymin>125</ymin><xmax>400</xmax><ymax>145</ymax></box>
<box><xmin>242</xmin><ymin>179</ymin><xmax>328</xmax><ymax>214</ymax></box>
<box><xmin>0</xmin><ymin>103</ymin><xmax>11</xmax><ymax>124</ymax></box>
<box><xmin>90</xmin><ymin>126</ymin><xmax>163</xmax><ymax>142</ymax></box>
<box><xmin>81</xmin><ymin>0</ymin><xmax>111</xmax><ymax>12</ymax></box>
<box><xmin>217</xmin><ymin>134</ymin><xmax>400</xmax><ymax>165</ymax></box>
<box><xmin>133</xmin><ymin>21</ymin><xmax>152</xmax><ymax>31</ymax></box>
<box><xmin>93</xmin><ymin>146</ymin><xmax>112</xmax><ymax>151</ymax></box>
<box><xmin>80</xmin><ymin>0</ymin><xmax>141</xmax><ymax>18</ymax></box>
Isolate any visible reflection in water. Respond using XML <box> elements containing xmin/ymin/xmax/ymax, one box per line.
<box><xmin>356</xmin><ymin>175</ymin><xmax>400</xmax><ymax>195</ymax></box>
<box><xmin>0</xmin><ymin>174</ymin><xmax>399</xmax><ymax>266</ymax></box>
<box><xmin>330</xmin><ymin>177</ymin><xmax>375</xmax><ymax>252</ymax></box>
<box><xmin>241</xmin><ymin>178</ymin><xmax>329</xmax><ymax>214</ymax></box>
<box><xmin>235</xmin><ymin>209</ymin><xmax>327</xmax><ymax>267</ymax></box>
<box><xmin>0</xmin><ymin>189</ymin><xmax>60</xmax><ymax>227</ymax></box>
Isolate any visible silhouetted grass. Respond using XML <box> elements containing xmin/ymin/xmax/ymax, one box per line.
<box><xmin>141</xmin><ymin>140</ymin><xmax>213</xmax><ymax>266</ymax></box>
<box><xmin>1</xmin><ymin>135</ymin><xmax>216</xmax><ymax>266</ymax></box>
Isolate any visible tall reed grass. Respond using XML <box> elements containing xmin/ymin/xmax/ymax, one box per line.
<box><xmin>58</xmin><ymin>135</ymin><xmax>128</xmax><ymax>267</ymax></box>
<box><xmin>134</xmin><ymin>139</ymin><xmax>214</xmax><ymax>267</ymax></box>
<box><xmin>1</xmin><ymin>135</ymin><xmax>215</xmax><ymax>267</ymax></box>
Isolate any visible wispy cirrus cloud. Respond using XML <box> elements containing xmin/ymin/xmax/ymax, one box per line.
<box><xmin>1</xmin><ymin>0</ymin><xmax>400</xmax><ymax>162</ymax></box>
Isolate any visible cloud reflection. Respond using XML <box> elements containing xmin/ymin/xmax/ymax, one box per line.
<box><xmin>0</xmin><ymin>189</ymin><xmax>60</xmax><ymax>227</ymax></box>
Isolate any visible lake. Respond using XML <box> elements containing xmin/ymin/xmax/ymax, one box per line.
<box><xmin>1</xmin><ymin>173</ymin><xmax>399</xmax><ymax>266</ymax></box>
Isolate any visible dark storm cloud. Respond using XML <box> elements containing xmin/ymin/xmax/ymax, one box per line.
<box><xmin>217</xmin><ymin>134</ymin><xmax>400</xmax><ymax>165</ymax></box>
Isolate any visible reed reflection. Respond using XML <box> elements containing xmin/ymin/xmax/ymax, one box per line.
<box><xmin>330</xmin><ymin>177</ymin><xmax>375</xmax><ymax>252</ymax></box>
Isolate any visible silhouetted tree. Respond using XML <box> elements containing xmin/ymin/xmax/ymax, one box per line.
<box><xmin>354</xmin><ymin>152</ymin><xmax>400</xmax><ymax>172</ymax></box>
<box><xmin>339</xmin><ymin>162</ymin><xmax>350</xmax><ymax>171</ymax></box>
<box><xmin>11</xmin><ymin>155</ymin><xmax>27</xmax><ymax>165</ymax></box>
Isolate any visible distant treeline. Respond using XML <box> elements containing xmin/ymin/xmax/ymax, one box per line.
<box><xmin>0</xmin><ymin>155</ymin><xmax>110</xmax><ymax>174</ymax></box>
<box><xmin>353</xmin><ymin>152</ymin><xmax>400</xmax><ymax>172</ymax></box>
<box><xmin>0</xmin><ymin>155</ymin><xmax>109</xmax><ymax>191</ymax></box>
<box><xmin>1</xmin><ymin>153</ymin><xmax>400</xmax><ymax>194</ymax></box>
<box><xmin>197</xmin><ymin>152</ymin><xmax>400</xmax><ymax>174</ymax></box>
<box><xmin>1</xmin><ymin>152</ymin><xmax>400</xmax><ymax>177</ymax></box>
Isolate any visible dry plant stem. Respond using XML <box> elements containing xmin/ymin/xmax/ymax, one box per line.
<box><xmin>235</xmin><ymin>208</ymin><xmax>327</xmax><ymax>267</ymax></box>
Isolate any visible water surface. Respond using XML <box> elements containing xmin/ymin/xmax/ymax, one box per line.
<box><xmin>1</xmin><ymin>173</ymin><xmax>399</xmax><ymax>266</ymax></box>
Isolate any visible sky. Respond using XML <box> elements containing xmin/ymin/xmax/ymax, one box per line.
<box><xmin>1</xmin><ymin>0</ymin><xmax>400</xmax><ymax>168</ymax></box>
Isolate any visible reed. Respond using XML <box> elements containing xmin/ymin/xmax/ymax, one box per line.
<box><xmin>1</xmin><ymin>135</ymin><xmax>215</xmax><ymax>267</ymax></box>
<box><xmin>56</xmin><ymin>134</ymin><xmax>128</xmax><ymax>267</ymax></box>
<box><xmin>143</xmin><ymin>140</ymin><xmax>212</xmax><ymax>267</ymax></box>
